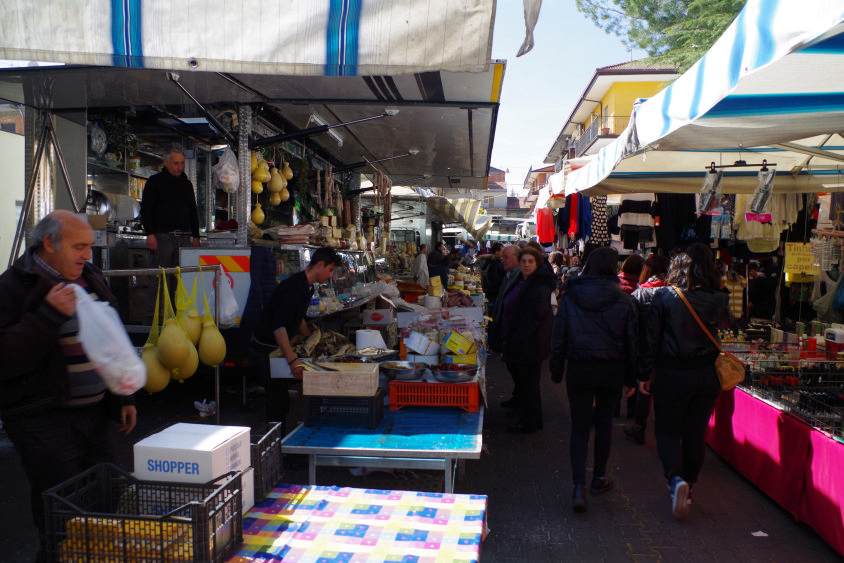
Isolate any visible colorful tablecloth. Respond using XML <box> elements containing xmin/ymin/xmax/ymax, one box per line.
<box><xmin>228</xmin><ymin>484</ymin><xmax>487</xmax><ymax>563</ymax></box>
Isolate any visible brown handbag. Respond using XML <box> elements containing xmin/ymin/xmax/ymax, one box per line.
<box><xmin>673</xmin><ymin>287</ymin><xmax>746</xmax><ymax>390</ymax></box>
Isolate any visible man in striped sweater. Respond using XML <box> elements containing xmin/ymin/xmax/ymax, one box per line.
<box><xmin>0</xmin><ymin>210</ymin><xmax>137</xmax><ymax>560</ymax></box>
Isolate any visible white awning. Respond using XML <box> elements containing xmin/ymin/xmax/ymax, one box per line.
<box><xmin>0</xmin><ymin>0</ymin><xmax>495</xmax><ymax>76</ymax></box>
<box><xmin>565</xmin><ymin>0</ymin><xmax>844</xmax><ymax>196</ymax></box>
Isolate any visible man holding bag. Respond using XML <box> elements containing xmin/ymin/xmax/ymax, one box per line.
<box><xmin>0</xmin><ymin>211</ymin><xmax>137</xmax><ymax>560</ymax></box>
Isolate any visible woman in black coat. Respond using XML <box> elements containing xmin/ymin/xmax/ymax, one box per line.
<box><xmin>639</xmin><ymin>243</ymin><xmax>731</xmax><ymax>521</ymax></box>
<box><xmin>550</xmin><ymin>247</ymin><xmax>638</xmax><ymax>513</ymax></box>
<box><xmin>493</xmin><ymin>245</ymin><xmax>557</xmax><ymax>434</ymax></box>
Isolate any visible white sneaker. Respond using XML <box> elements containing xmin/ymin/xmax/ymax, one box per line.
<box><xmin>670</xmin><ymin>476</ymin><xmax>690</xmax><ymax>520</ymax></box>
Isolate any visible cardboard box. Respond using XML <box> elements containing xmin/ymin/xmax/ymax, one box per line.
<box><xmin>362</xmin><ymin>309</ymin><xmax>395</xmax><ymax>326</ymax></box>
<box><xmin>134</xmin><ymin>423</ymin><xmax>250</xmax><ymax>483</ymax></box>
<box><xmin>404</xmin><ymin>331</ymin><xmax>440</xmax><ymax>356</ymax></box>
<box><xmin>443</xmin><ymin>330</ymin><xmax>479</xmax><ymax>356</ymax></box>
<box><xmin>443</xmin><ymin>353</ymin><xmax>479</xmax><ymax>365</ymax></box>
<box><xmin>302</xmin><ymin>362</ymin><xmax>379</xmax><ymax>396</ymax></box>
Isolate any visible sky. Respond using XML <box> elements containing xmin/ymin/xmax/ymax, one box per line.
<box><xmin>489</xmin><ymin>0</ymin><xmax>637</xmax><ymax>190</ymax></box>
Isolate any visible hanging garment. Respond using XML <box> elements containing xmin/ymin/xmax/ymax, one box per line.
<box><xmin>536</xmin><ymin>208</ymin><xmax>556</xmax><ymax>244</ymax></box>
<box><xmin>722</xmin><ymin>274</ymin><xmax>747</xmax><ymax>318</ymax></box>
<box><xmin>618</xmin><ymin>193</ymin><xmax>655</xmax><ymax>248</ymax></box>
<box><xmin>590</xmin><ymin>195</ymin><xmax>609</xmax><ymax>245</ymax></box>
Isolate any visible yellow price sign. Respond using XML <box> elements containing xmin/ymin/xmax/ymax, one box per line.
<box><xmin>784</xmin><ymin>243</ymin><xmax>820</xmax><ymax>275</ymax></box>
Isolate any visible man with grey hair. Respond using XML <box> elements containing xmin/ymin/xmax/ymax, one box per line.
<box><xmin>141</xmin><ymin>144</ymin><xmax>201</xmax><ymax>317</ymax></box>
<box><xmin>488</xmin><ymin>244</ymin><xmax>522</xmax><ymax>408</ymax></box>
<box><xmin>0</xmin><ymin>210</ymin><xmax>137</xmax><ymax>559</ymax></box>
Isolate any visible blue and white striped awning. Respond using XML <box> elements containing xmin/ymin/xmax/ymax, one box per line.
<box><xmin>564</xmin><ymin>0</ymin><xmax>844</xmax><ymax>196</ymax></box>
<box><xmin>0</xmin><ymin>0</ymin><xmax>495</xmax><ymax>76</ymax></box>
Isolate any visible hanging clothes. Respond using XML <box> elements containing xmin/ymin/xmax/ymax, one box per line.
<box><xmin>734</xmin><ymin>193</ymin><xmax>803</xmax><ymax>253</ymax></box>
<box><xmin>536</xmin><ymin>208</ymin><xmax>555</xmax><ymax>244</ymax></box>
<box><xmin>654</xmin><ymin>194</ymin><xmax>696</xmax><ymax>249</ymax></box>
<box><xmin>618</xmin><ymin>193</ymin><xmax>655</xmax><ymax>249</ymax></box>
<box><xmin>590</xmin><ymin>195</ymin><xmax>609</xmax><ymax>245</ymax></box>
<box><xmin>722</xmin><ymin>271</ymin><xmax>747</xmax><ymax>318</ymax></box>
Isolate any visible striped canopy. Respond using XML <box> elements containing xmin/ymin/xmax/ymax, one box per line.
<box><xmin>563</xmin><ymin>0</ymin><xmax>844</xmax><ymax>196</ymax></box>
<box><xmin>427</xmin><ymin>197</ymin><xmax>492</xmax><ymax>241</ymax></box>
<box><xmin>0</xmin><ymin>0</ymin><xmax>495</xmax><ymax>76</ymax></box>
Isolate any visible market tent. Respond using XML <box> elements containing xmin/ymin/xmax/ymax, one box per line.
<box><xmin>0</xmin><ymin>0</ymin><xmax>495</xmax><ymax>77</ymax></box>
<box><xmin>0</xmin><ymin>61</ymin><xmax>504</xmax><ymax>192</ymax></box>
<box><xmin>427</xmin><ymin>197</ymin><xmax>492</xmax><ymax>241</ymax></box>
<box><xmin>562</xmin><ymin>0</ymin><xmax>844</xmax><ymax>197</ymax></box>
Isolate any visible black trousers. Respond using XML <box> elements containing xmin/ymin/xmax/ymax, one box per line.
<box><xmin>507</xmin><ymin>361</ymin><xmax>543</xmax><ymax>428</ymax></box>
<box><xmin>249</xmin><ymin>348</ymin><xmax>290</xmax><ymax>432</ymax></box>
<box><xmin>146</xmin><ymin>232</ymin><xmax>193</xmax><ymax>321</ymax></box>
<box><xmin>566</xmin><ymin>364</ymin><xmax>623</xmax><ymax>486</ymax></box>
<box><xmin>652</xmin><ymin>365</ymin><xmax>721</xmax><ymax>484</ymax></box>
<box><xmin>4</xmin><ymin>403</ymin><xmax>114</xmax><ymax>534</ymax></box>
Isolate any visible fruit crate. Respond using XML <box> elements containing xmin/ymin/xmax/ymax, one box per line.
<box><xmin>250</xmin><ymin>422</ymin><xmax>283</xmax><ymax>501</ymax></box>
<box><xmin>389</xmin><ymin>380</ymin><xmax>479</xmax><ymax>412</ymax></box>
<box><xmin>303</xmin><ymin>388</ymin><xmax>386</xmax><ymax>429</ymax></box>
<box><xmin>44</xmin><ymin>463</ymin><xmax>242</xmax><ymax>563</ymax></box>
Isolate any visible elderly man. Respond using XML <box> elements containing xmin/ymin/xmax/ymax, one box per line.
<box><xmin>141</xmin><ymin>144</ymin><xmax>201</xmax><ymax>318</ymax></box>
<box><xmin>488</xmin><ymin>244</ymin><xmax>522</xmax><ymax>408</ymax></box>
<box><xmin>412</xmin><ymin>244</ymin><xmax>430</xmax><ymax>286</ymax></box>
<box><xmin>0</xmin><ymin>211</ymin><xmax>137</xmax><ymax>558</ymax></box>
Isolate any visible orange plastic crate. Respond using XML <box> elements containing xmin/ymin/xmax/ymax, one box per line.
<box><xmin>389</xmin><ymin>380</ymin><xmax>479</xmax><ymax>412</ymax></box>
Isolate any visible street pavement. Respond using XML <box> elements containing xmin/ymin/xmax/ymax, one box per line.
<box><xmin>0</xmin><ymin>355</ymin><xmax>841</xmax><ymax>562</ymax></box>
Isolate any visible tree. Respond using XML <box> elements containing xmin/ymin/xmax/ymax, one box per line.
<box><xmin>576</xmin><ymin>0</ymin><xmax>746</xmax><ymax>72</ymax></box>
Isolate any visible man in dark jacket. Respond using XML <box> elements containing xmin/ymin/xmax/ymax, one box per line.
<box><xmin>0</xmin><ymin>211</ymin><xmax>137</xmax><ymax>556</ymax></box>
<box><xmin>476</xmin><ymin>242</ymin><xmax>505</xmax><ymax>307</ymax></box>
<box><xmin>427</xmin><ymin>241</ymin><xmax>449</xmax><ymax>290</ymax></box>
<box><xmin>141</xmin><ymin>144</ymin><xmax>201</xmax><ymax>319</ymax></box>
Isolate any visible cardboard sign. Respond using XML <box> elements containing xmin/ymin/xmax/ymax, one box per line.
<box><xmin>784</xmin><ymin>242</ymin><xmax>820</xmax><ymax>275</ymax></box>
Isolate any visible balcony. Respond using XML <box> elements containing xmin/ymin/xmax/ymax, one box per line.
<box><xmin>573</xmin><ymin>115</ymin><xmax>630</xmax><ymax>157</ymax></box>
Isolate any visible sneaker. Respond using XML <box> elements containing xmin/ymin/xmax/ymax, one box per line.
<box><xmin>670</xmin><ymin>476</ymin><xmax>690</xmax><ymax>520</ymax></box>
<box><xmin>572</xmin><ymin>485</ymin><xmax>588</xmax><ymax>512</ymax></box>
<box><xmin>623</xmin><ymin>424</ymin><xmax>645</xmax><ymax>445</ymax></box>
<box><xmin>590</xmin><ymin>476</ymin><xmax>614</xmax><ymax>495</ymax></box>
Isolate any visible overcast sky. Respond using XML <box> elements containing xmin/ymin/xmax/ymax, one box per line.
<box><xmin>490</xmin><ymin>0</ymin><xmax>636</xmax><ymax>189</ymax></box>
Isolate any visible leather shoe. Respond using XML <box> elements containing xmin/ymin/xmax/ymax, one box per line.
<box><xmin>500</xmin><ymin>397</ymin><xmax>519</xmax><ymax>408</ymax></box>
<box><xmin>507</xmin><ymin>422</ymin><xmax>538</xmax><ymax>434</ymax></box>
<box><xmin>572</xmin><ymin>485</ymin><xmax>588</xmax><ymax>512</ymax></box>
<box><xmin>590</xmin><ymin>476</ymin><xmax>614</xmax><ymax>495</ymax></box>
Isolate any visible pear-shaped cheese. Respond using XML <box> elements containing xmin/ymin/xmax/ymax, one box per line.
<box><xmin>279</xmin><ymin>187</ymin><xmax>290</xmax><ymax>202</ymax></box>
<box><xmin>158</xmin><ymin>318</ymin><xmax>188</xmax><ymax>368</ymax></box>
<box><xmin>142</xmin><ymin>344</ymin><xmax>170</xmax><ymax>393</ymax></box>
<box><xmin>250</xmin><ymin>152</ymin><xmax>258</xmax><ymax>172</ymax></box>
<box><xmin>269</xmin><ymin>192</ymin><xmax>281</xmax><ymax>206</ymax></box>
<box><xmin>198</xmin><ymin>317</ymin><xmax>227</xmax><ymax>366</ymax></box>
<box><xmin>182</xmin><ymin>309</ymin><xmax>202</xmax><ymax>345</ymax></box>
<box><xmin>282</xmin><ymin>161</ymin><xmax>293</xmax><ymax>180</ymax></box>
<box><xmin>268</xmin><ymin>169</ymin><xmax>284</xmax><ymax>192</ymax></box>
<box><xmin>171</xmin><ymin>339</ymin><xmax>198</xmax><ymax>381</ymax></box>
<box><xmin>251</xmin><ymin>202</ymin><xmax>265</xmax><ymax>224</ymax></box>
<box><xmin>251</xmin><ymin>179</ymin><xmax>264</xmax><ymax>194</ymax></box>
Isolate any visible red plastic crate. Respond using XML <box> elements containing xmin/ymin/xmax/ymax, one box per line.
<box><xmin>389</xmin><ymin>380</ymin><xmax>479</xmax><ymax>412</ymax></box>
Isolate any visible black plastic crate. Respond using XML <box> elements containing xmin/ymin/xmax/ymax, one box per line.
<box><xmin>250</xmin><ymin>422</ymin><xmax>284</xmax><ymax>501</ymax></box>
<box><xmin>44</xmin><ymin>463</ymin><xmax>242</xmax><ymax>563</ymax></box>
<box><xmin>303</xmin><ymin>388</ymin><xmax>386</xmax><ymax>429</ymax></box>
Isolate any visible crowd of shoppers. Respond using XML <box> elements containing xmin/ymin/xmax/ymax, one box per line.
<box><xmin>493</xmin><ymin>242</ymin><xmax>732</xmax><ymax>521</ymax></box>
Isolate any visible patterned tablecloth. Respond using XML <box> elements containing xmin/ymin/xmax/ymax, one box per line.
<box><xmin>228</xmin><ymin>483</ymin><xmax>487</xmax><ymax>563</ymax></box>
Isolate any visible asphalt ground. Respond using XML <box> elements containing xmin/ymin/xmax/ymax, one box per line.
<box><xmin>1</xmin><ymin>356</ymin><xmax>841</xmax><ymax>562</ymax></box>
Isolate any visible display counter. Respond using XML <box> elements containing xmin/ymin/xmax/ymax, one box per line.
<box><xmin>707</xmin><ymin>386</ymin><xmax>844</xmax><ymax>556</ymax></box>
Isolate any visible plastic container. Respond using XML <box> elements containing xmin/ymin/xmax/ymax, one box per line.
<box><xmin>389</xmin><ymin>380</ymin><xmax>479</xmax><ymax>412</ymax></box>
<box><xmin>304</xmin><ymin>387</ymin><xmax>386</xmax><ymax>428</ymax></box>
<box><xmin>44</xmin><ymin>463</ymin><xmax>243</xmax><ymax>563</ymax></box>
<box><xmin>250</xmin><ymin>422</ymin><xmax>284</xmax><ymax>501</ymax></box>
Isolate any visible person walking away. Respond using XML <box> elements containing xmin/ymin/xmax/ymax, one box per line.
<box><xmin>488</xmin><ymin>245</ymin><xmax>522</xmax><ymax>408</ymax></box>
<box><xmin>491</xmin><ymin>246</ymin><xmax>556</xmax><ymax>434</ymax></box>
<box><xmin>250</xmin><ymin>247</ymin><xmax>342</xmax><ymax>430</ymax></box>
<box><xmin>550</xmin><ymin>247</ymin><xmax>638</xmax><ymax>513</ymax></box>
<box><xmin>427</xmin><ymin>241</ymin><xmax>449</xmax><ymax>291</ymax></box>
<box><xmin>412</xmin><ymin>244</ymin><xmax>429</xmax><ymax>286</ymax></box>
<box><xmin>0</xmin><ymin>211</ymin><xmax>138</xmax><ymax>561</ymax></box>
<box><xmin>140</xmin><ymin>144</ymin><xmax>201</xmax><ymax>320</ymax></box>
<box><xmin>618</xmin><ymin>254</ymin><xmax>644</xmax><ymax>295</ymax></box>
<box><xmin>624</xmin><ymin>254</ymin><xmax>671</xmax><ymax>444</ymax></box>
<box><xmin>638</xmin><ymin>243</ymin><xmax>732</xmax><ymax>520</ymax></box>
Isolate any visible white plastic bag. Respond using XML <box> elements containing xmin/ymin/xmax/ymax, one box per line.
<box><xmin>72</xmin><ymin>285</ymin><xmax>146</xmax><ymax>396</ymax></box>
<box><xmin>215</xmin><ymin>273</ymin><xmax>239</xmax><ymax>329</ymax></box>
<box><xmin>212</xmin><ymin>147</ymin><xmax>240</xmax><ymax>194</ymax></box>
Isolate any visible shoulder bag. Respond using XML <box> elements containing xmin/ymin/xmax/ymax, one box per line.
<box><xmin>673</xmin><ymin>287</ymin><xmax>746</xmax><ymax>390</ymax></box>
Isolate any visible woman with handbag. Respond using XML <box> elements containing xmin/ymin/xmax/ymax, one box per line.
<box><xmin>639</xmin><ymin>243</ymin><xmax>732</xmax><ymax>520</ymax></box>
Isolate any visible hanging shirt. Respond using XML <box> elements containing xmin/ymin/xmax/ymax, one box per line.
<box><xmin>722</xmin><ymin>275</ymin><xmax>747</xmax><ymax>318</ymax></box>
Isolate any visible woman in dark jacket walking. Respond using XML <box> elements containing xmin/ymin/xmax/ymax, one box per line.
<box><xmin>550</xmin><ymin>247</ymin><xmax>638</xmax><ymax>512</ymax></box>
<box><xmin>639</xmin><ymin>243</ymin><xmax>731</xmax><ymax>521</ymax></box>
<box><xmin>492</xmin><ymin>245</ymin><xmax>556</xmax><ymax>434</ymax></box>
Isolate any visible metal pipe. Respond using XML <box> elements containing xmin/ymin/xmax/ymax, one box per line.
<box><xmin>48</xmin><ymin>124</ymin><xmax>81</xmax><ymax>213</ymax></box>
<box><xmin>167</xmin><ymin>72</ymin><xmax>238</xmax><ymax>146</ymax></box>
<box><xmin>249</xmin><ymin>113</ymin><xmax>390</xmax><ymax>149</ymax></box>
<box><xmin>9</xmin><ymin>121</ymin><xmax>50</xmax><ymax>268</ymax></box>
